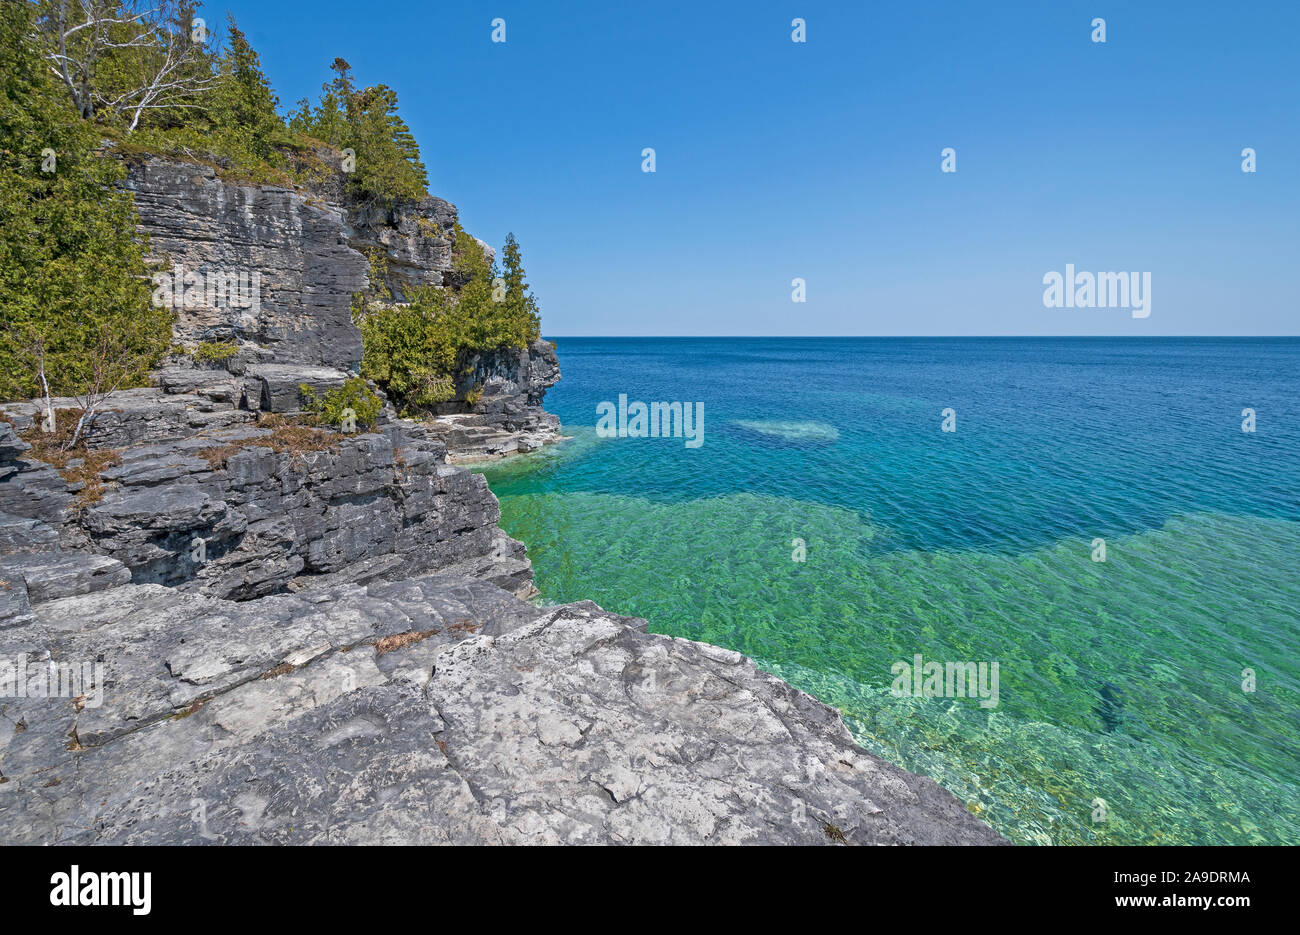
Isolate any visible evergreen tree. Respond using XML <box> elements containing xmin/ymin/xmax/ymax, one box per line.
<box><xmin>501</xmin><ymin>232</ymin><xmax>541</xmax><ymax>341</ymax></box>
<box><xmin>355</xmin><ymin>229</ymin><xmax>541</xmax><ymax>416</ymax></box>
<box><xmin>207</xmin><ymin>16</ymin><xmax>281</xmax><ymax>158</ymax></box>
<box><xmin>0</xmin><ymin>0</ymin><xmax>172</xmax><ymax>411</ymax></box>
<box><xmin>288</xmin><ymin>57</ymin><xmax>427</xmax><ymax>209</ymax></box>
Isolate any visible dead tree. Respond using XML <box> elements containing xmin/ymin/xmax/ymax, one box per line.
<box><xmin>39</xmin><ymin>0</ymin><xmax>217</xmax><ymax>128</ymax></box>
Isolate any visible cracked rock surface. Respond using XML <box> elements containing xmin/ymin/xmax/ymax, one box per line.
<box><xmin>0</xmin><ymin>575</ymin><xmax>1005</xmax><ymax>845</ymax></box>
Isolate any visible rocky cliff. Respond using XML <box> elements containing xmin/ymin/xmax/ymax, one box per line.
<box><xmin>0</xmin><ymin>158</ymin><xmax>1005</xmax><ymax>845</ymax></box>
<box><xmin>122</xmin><ymin>154</ymin><xmax>563</xmax><ymax>458</ymax></box>
<box><xmin>124</xmin><ymin>154</ymin><xmax>466</xmax><ymax>371</ymax></box>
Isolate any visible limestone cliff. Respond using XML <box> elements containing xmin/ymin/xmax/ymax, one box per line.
<box><xmin>121</xmin><ymin>154</ymin><xmax>563</xmax><ymax>457</ymax></box>
<box><xmin>124</xmin><ymin>154</ymin><xmax>463</xmax><ymax>371</ymax></box>
<box><xmin>0</xmin><ymin>156</ymin><xmax>1006</xmax><ymax>846</ymax></box>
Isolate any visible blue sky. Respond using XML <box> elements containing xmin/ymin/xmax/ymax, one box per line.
<box><xmin>217</xmin><ymin>0</ymin><xmax>1299</xmax><ymax>336</ymax></box>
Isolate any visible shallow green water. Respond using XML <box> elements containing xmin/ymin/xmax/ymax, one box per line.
<box><xmin>476</xmin><ymin>339</ymin><xmax>1300</xmax><ymax>845</ymax></box>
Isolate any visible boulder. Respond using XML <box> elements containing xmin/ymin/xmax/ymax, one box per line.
<box><xmin>245</xmin><ymin>364</ymin><xmax>351</xmax><ymax>413</ymax></box>
<box><xmin>0</xmin><ymin>422</ymin><xmax>29</xmax><ymax>461</ymax></box>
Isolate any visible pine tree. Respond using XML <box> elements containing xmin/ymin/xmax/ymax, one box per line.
<box><xmin>501</xmin><ymin>233</ymin><xmax>542</xmax><ymax>344</ymax></box>
<box><xmin>0</xmin><ymin>0</ymin><xmax>172</xmax><ymax>419</ymax></box>
<box><xmin>208</xmin><ymin>16</ymin><xmax>281</xmax><ymax>158</ymax></box>
<box><xmin>288</xmin><ymin>57</ymin><xmax>427</xmax><ymax>210</ymax></box>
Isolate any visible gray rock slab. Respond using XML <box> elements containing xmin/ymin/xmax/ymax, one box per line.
<box><xmin>0</xmin><ymin>552</ymin><xmax>130</xmax><ymax>604</ymax></box>
<box><xmin>0</xmin><ymin>578</ymin><xmax>1006</xmax><ymax>846</ymax></box>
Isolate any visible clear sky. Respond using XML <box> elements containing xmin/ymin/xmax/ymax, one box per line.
<box><xmin>217</xmin><ymin>0</ymin><xmax>1299</xmax><ymax>336</ymax></box>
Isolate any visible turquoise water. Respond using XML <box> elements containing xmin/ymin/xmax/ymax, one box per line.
<box><xmin>475</xmin><ymin>338</ymin><xmax>1300</xmax><ymax>845</ymax></box>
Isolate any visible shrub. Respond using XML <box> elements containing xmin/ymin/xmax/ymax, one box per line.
<box><xmin>357</xmin><ymin>296</ymin><xmax>459</xmax><ymax>412</ymax></box>
<box><xmin>299</xmin><ymin>377</ymin><xmax>383</xmax><ymax>431</ymax></box>
<box><xmin>190</xmin><ymin>341</ymin><xmax>240</xmax><ymax>365</ymax></box>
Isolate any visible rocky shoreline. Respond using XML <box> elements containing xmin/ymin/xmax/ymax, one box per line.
<box><xmin>0</xmin><ymin>155</ymin><xmax>1005</xmax><ymax>845</ymax></box>
<box><xmin>424</xmin><ymin>338</ymin><xmax>569</xmax><ymax>463</ymax></box>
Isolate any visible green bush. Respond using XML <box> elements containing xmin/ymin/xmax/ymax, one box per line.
<box><xmin>0</xmin><ymin>1</ymin><xmax>172</xmax><ymax>404</ymax></box>
<box><xmin>190</xmin><ymin>341</ymin><xmax>240</xmax><ymax>365</ymax></box>
<box><xmin>355</xmin><ymin>227</ymin><xmax>541</xmax><ymax>417</ymax></box>
<box><xmin>299</xmin><ymin>377</ymin><xmax>383</xmax><ymax>431</ymax></box>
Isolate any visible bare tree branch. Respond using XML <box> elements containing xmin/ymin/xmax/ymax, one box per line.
<box><xmin>37</xmin><ymin>0</ymin><xmax>215</xmax><ymax>127</ymax></box>
<box><xmin>67</xmin><ymin>327</ymin><xmax>130</xmax><ymax>451</ymax></box>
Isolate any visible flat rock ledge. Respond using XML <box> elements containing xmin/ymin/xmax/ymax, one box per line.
<box><xmin>0</xmin><ymin>399</ymin><xmax>533</xmax><ymax>603</ymax></box>
<box><xmin>0</xmin><ymin>575</ymin><xmax>1006</xmax><ymax>845</ymax></box>
<box><xmin>430</xmin><ymin>412</ymin><xmax>567</xmax><ymax>464</ymax></box>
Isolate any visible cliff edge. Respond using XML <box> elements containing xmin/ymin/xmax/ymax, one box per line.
<box><xmin>0</xmin><ymin>159</ymin><xmax>1005</xmax><ymax>845</ymax></box>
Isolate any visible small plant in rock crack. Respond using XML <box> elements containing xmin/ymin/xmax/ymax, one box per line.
<box><xmin>823</xmin><ymin>823</ymin><xmax>848</xmax><ymax>844</ymax></box>
<box><xmin>189</xmin><ymin>341</ymin><xmax>240</xmax><ymax>367</ymax></box>
<box><xmin>197</xmin><ymin>413</ymin><xmax>337</xmax><ymax>468</ymax></box>
<box><xmin>298</xmin><ymin>378</ymin><xmax>382</xmax><ymax>432</ymax></box>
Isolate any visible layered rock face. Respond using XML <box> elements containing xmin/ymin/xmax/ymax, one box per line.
<box><xmin>358</xmin><ymin>196</ymin><xmax>461</xmax><ymax>299</ymax></box>
<box><xmin>124</xmin><ymin>156</ymin><xmax>476</xmax><ymax>370</ymax></box>
<box><xmin>124</xmin><ymin>155</ymin><xmax>560</xmax><ymax>459</ymax></box>
<box><xmin>125</xmin><ymin>157</ymin><xmax>370</xmax><ymax>370</ymax></box>
<box><xmin>0</xmin><ymin>406</ymin><xmax>530</xmax><ymax>604</ymax></box>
